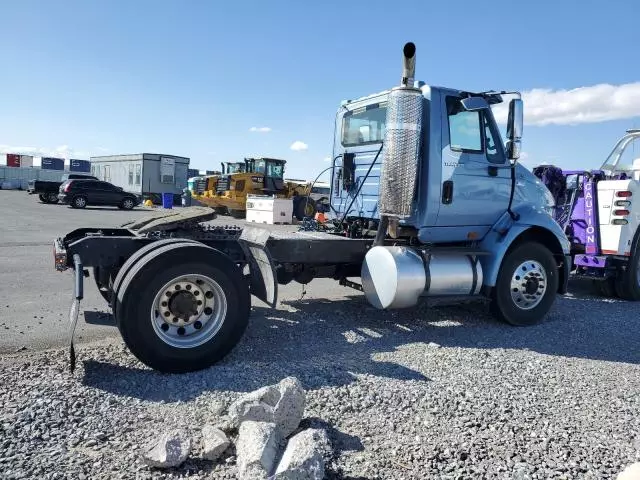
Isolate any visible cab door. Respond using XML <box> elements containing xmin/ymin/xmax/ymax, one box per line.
<box><xmin>435</xmin><ymin>95</ymin><xmax>511</xmax><ymax>230</ymax></box>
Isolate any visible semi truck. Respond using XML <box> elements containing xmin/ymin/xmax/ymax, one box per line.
<box><xmin>53</xmin><ymin>42</ymin><xmax>571</xmax><ymax>374</ymax></box>
<box><xmin>533</xmin><ymin>129</ymin><xmax>640</xmax><ymax>299</ymax></box>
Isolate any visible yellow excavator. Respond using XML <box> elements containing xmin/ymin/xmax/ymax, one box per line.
<box><xmin>197</xmin><ymin>157</ymin><xmax>317</xmax><ymax>220</ymax></box>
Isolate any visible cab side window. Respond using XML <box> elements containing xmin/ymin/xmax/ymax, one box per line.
<box><xmin>446</xmin><ymin>97</ymin><xmax>482</xmax><ymax>153</ymax></box>
<box><xmin>447</xmin><ymin>96</ymin><xmax>506</xmax><ymax>164</ymax></box>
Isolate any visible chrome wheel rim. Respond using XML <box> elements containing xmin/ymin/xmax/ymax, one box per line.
<box><xmin>76</xmin><ymin>197</ymin><xmax>86</xmax><ymax>207</ymax></box>
<box><xmin>49</xmin><ymin>193</ymin><xmax>58</xmax><ymax>202</ymax></box>
<box><xmin>510</xmin><ymin>260</ymin><xmax>547</xmax><ymax>310</ymax></box>
<box><xmin>150</xmin><ymin>274</ymin><xmax>227</xmax><ymax>348</ymax></box>
<box><xmin>124</xmin><ymin>199</ymin><xmax>133</xmax><ymax>209</ymax></box>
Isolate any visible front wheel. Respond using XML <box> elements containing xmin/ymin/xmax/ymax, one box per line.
<box><xmin>47</xmin><ymin>192</ymin><xmax>59</xmax><ymax>204</ymax></box>
<box><xmin>114</xmin><ymin>243</ymin><xmax>250</xmax><ymax>373</ymax></box>
<box><xmin>294</xmin><ymin>196</ymin><xmax>317</xmax><ymax>221</ymax></box>
<box><xmin>490</xmin><ymin>242</ymin><xmax>559</xmax><ymax>326</ymax></box>
<box><xmin>38</xmin><ymin>194</ymin><xmax>47</xmax><ymax>203</ymax></box>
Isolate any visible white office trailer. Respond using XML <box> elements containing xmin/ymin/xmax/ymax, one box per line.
<box><xmin>90</xmin><ymin>153</ymin><xmax>190</xmax><ymax>203</ymax></box>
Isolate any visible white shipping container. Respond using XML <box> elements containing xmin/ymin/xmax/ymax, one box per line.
<box><xmin>245</xmin><ymin>195</ymin><xmax>293</xmax><ymax>225</ymax></box>
<box><xmin>20</xmin><ymin>155</ymin><xmax>34</xmax><ymax>167</ymax></box>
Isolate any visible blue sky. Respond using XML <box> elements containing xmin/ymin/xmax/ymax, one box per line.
<box><xmin>1</xmin><ymin>0</ymin><xmax>640</xmax><ymax>179</ymax></box>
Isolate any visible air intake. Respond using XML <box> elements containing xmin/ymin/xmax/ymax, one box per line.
<box><xmin>378</xmin><ymin>42</ymin><xmax>423</xmax><ymax>218</ymax></box>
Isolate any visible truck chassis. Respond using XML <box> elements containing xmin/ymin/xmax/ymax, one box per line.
<box><xmin>54</xmin><ymin>207</ymin><xmax>569</xmax><ymax>374</ymax></box>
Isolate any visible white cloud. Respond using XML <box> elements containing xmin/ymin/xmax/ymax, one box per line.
<box><xmin>323</xmin><ymin>156</ymin><xmax>331</xmax><ymax>162</ymax></box>
<box><xmin>290</xmin><ymin>141</ymin><xmax>308</xmax><ymax>151</ymax></box>
<box><xmin>0</xmin><ymin>144</ymin><xmax>91</xmax><ymax>159</ymax></box>
<box><xmin>249</xmin><ymin>127</ymin><xmax>271</xmax><ymax>133</ymax></box>
<box><xmin>492</xmin><ymin>82</ymin><xmax>640</xmax><ymax>126</ymax></box>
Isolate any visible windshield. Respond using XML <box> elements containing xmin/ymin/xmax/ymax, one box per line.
<box><xmin>266</xmin><ymin>161</ymin><xmax>284</xmax><ymax>178</ymax></box>
<box><xmin>341</xmin><ymin>103</ymin><xmax>387</xmax><ymax>146</ymax></box>
<box><xmin>226</xmin><ymin>163</ymin><xmax>245</xmax><ymax>174</ymax></box>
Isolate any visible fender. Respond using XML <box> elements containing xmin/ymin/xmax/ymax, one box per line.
<box><xmin>238</xmin><ymin>226</ymin><xmax>278</xmax><ymax>308</ymax></box>
<box><xmin>479</xmin><ymin>205</ymin><xmax>571</xmax><ymax>287</ymax></box>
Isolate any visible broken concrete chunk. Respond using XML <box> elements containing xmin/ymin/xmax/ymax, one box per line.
<box><xmin>202</xmin><ymin>425</ymin><xmax>230</xmax><ymax>461</ymax></box>
<box><xmin>236</xmin><ymin>421</ymin><xmax>280</xmax><ymax>479</ymax></box>
<box><xmin>141</xmin><ymin>429</ymin><xmax>191</xmax><ymax>468</ymax></box>
<box><xmin>274</xmin><ymin>428</ymin><xmax>331</xmax><ymax>480</ymax></box>
<box><xmin>617</xmin><ymin>463</ymin><xmax>640</xmax><ymax>480</ymax></box>
<box><xmin>228</xmin><ymin>376</ymin><xmax>306</xmax><ymax>438</ymax></box>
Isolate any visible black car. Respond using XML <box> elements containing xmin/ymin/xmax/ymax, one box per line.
<box><xmin>58</xmin><ymin>179</ymin><xmax>139</xmax><ymax>210</ymax></box>
<box><xmin>27</xmin><ymin>173</ymin><xmax>99</xmax><ymax>204</ymax></box>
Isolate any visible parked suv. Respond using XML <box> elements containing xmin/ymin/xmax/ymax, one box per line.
<box><xmin>58</xmin><ymin>179</ymin><xmax>139</xmax><ymax>210</ymax></box>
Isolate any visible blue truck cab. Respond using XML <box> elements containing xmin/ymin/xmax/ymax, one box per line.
<box><xmin>330</xmin><ymin>43</ymin><xmax>571</xmax><ymax>326</ymax></box>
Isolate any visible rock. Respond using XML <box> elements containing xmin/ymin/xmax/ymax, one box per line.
<box><xmin>228</xmin><ymin>376</ymin><xmax>305</xmax><ymax>438</ymax></box>
<box><xmin>236</xmin><ymin>421</ymin><xmax>280</xmax><ymax>479</ymax></box>
<box><xmin>618</xmin><ymin>463</ymin><xmax>640</xmax><ymax>480</ymax></box>
<box><xmin>274</xmin><ymin>428</ymin><xmax>331</xmax><ymax>480</ymax></box>
<box><xmin>141</xmin><ymin>430</ymin><xmax>191</xmax><ymax>468</ymax></box>
<box><xmin>202</xmin><ymin>425</ymin><xmax>230</xmax><ymax>461</ymax></box>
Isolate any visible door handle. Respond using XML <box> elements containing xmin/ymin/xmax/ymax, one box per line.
<box><xmin>442</xmin><ymin>180</ymin><xmax>453</xmax><ymax>204</ymax></box>
<box><xmin>488</xmin><ymin>166</ymin><xmax>498</xmax><ymax>177</ymax></box>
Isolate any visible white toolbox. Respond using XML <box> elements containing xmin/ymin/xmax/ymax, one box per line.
<box><xmin>245</xmin><ymin>195</ymin><xmax>293</xmax><ymax>225</ymax></box>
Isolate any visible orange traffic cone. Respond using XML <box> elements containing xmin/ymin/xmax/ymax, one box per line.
<box><xmin>315</xmin><ymin>212</ymin><xmax>327</xmax><ymax>223</ymax></box>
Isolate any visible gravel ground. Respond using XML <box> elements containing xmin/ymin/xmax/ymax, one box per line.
<box><xmin>1</xmin><ymin>281</ymin><xmax>639</xmax><ymax>480</ymax></box>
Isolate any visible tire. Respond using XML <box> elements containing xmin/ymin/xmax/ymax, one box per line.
<box><xmin>593</xmin><ymin>277</ymin><xmax>617</xmax><ymax>297</ymax></box>
<box><xmin>294</xmin><ymin>196</ymin><xmax>317</xmax><ymax>221</ymax></box>
<box><xmin>490</xmin><ymin>242</ymin><xmax>559</xmax><ymax>326</ymax></box>
<box><xmin>38</xmin><ymin>194</ymin><xmax>47</xmax><ymax>203</ymax></box>
<box><xmin>110</xmin><ymin>239</ymin><xmax>201</xmax><ymax>318</ymax></box>
<box><xmin>114</xmin><ymin>243</ymin><xmax>250</xmax><ymax>373</ymax></box>
<box><xmin>613</xmin><ymin>242</ymin><xmax>640</xmax><ymax>301</ymax></box>
<box><xmin>71</xmin><ymin>196</ymin><xmax>87</xmax><ymax>209</ymax></box>
<box><xmin>47</xmin><ymin>192</ymin><xmax>59</xmax><ymax>204</ymax></box>
<box><xmin>120</xmin><ymin>197</ymin><xmax>135</xmax><ymax>210</ymax></box>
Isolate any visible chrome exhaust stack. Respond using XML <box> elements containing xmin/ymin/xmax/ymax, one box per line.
<box><xmin>377</xmin><ymin>42</ymin><xmax>424</xmax><ymax>221</ymax></box>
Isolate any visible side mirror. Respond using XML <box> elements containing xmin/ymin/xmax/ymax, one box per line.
<box><xmin>506</xmin><ymin>99</ymin><xmax>523</xmax><ymax>141</ymax></box>
<box><xmin>461</xmin><ymin>96</ymin><xmax>489</xmax><ymax>111</ymax></box>
<box><xmin>506</xmin><ymin>140</ymin><xmax>521</xmax><ymax>161</ymax></box>
<box><xmin>506</xmin><ymin>99</ymin><xmax>523</xmax><ymax>161</ymax></box>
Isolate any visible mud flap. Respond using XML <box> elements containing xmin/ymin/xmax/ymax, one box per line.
<box><xmin>69</xmin><ymin>254</ymin><xmax>84</xmax><ymax>373</ymax></box>
<box><xmin>238</xmin><ymin>227</ymin><xmax>278</xmax><ymax>308</ymax></box>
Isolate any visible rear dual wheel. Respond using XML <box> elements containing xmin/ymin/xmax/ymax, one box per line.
<box><xmin>113</xmin><ymin>240</ymin><xmax>250</xmax><ymax>373</ymax></box>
